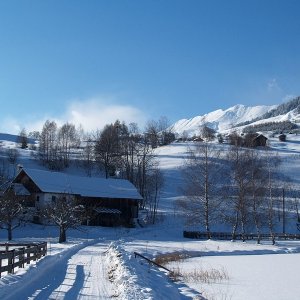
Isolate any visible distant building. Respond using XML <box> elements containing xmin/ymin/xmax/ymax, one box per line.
<box><xmin>278</xmin><ymin>134</ymin><xmax>287</xmax><ymax>142</ymax></box>
<box><xmin>252</xmin><ymin>134</ymin><xmax>268</xmax><ymax>147</ymax></box>
<box><xmin>193</xmin><ymin>137</ymin><xmax>204</xmax><ymax>142</ymax></box>
<box><xmin>13</xmin><ymin>168</ymin><xmax>142</xmax><ymax>227</ymax></box>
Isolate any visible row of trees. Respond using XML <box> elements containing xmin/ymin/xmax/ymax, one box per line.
<box><xmin>179</xmin><ymin>141</ymin><xmax>290</xmax><ymax>244</ymax></box>
<box><xmin>0</xmin><ymin>117</ymin><xmax>172</xmax><ymax>241</ymax></box>
<box><xmin>93</xmin><ymin>120</ymin><xmax>164</xmax><ymax>222</ymax></box>
<box><xmin>32</xmin><ymin>118</ymin><xmax>170</xmax><ymax>221</ymax></box>
<box><xmin>38</xmin><ymin>121</ymin><xmax>81</xmax><ymax>169</ymax></box>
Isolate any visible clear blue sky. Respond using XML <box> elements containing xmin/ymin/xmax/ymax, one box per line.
<box><xmin>1</xmin><ymin>0</ymin><xmax>300</xmax><ymax>134</ymax></box>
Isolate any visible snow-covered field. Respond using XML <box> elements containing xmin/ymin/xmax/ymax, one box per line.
<box><xmin>1</xmin><ymin>135</ymin><xmax>300</xmax><ymax>299</ymax></box>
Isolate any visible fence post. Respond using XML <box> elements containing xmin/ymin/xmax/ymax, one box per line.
<box><xmin>26</xmin><ymin>246</ymin><xmax>30</xmax><ymax>264</ymax></box>
<box><xmin>8</xmin><ymin>250</ymin><xmax>15</xmax><ymax>274</ymax></box>
<box><xmin>44</xmin><ymin>242</ymin><xmax>47</xmax><ymax>256</ymax></box>
<box><xmin>21</xmin><ymin>247</ymin><xmax>25</xmax><ymax>268</ymax></box>
<box><xmin>34</xmin><ymin>246</ymin><xmax>37</xmax><ymax>261</ymax></box>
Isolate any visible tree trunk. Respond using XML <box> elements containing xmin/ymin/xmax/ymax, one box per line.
<box><xmin>59</xmin><ymin>227</ymin><xmax>67</xmax><ymax>243</ymax></box>
<box><xmin>231</xmin><ymin>211</ymin><xmax>239</xmax><ymax>240</ymax></box>
<box><xmin>241</xmin><ymin>213</ymin><xmax>246</xmax><ymax>242</ymax></box>
<box><xmin>204</xmin><ymin>198</ymin><xmax>211</xmax><ymax>239</ymax></box>
<box><xmin>253</xmin><ymin>213</ymin><xmax>261</xmax><ymax>244</ymax></box>
<box><xmin>8</xmin><ymin>223</ymin><xmax>12</xmax><ymax>241</ymax></box>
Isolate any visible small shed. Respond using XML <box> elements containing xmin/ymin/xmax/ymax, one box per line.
<box><xmin>278</xmin><ymin>134</ymin><xmax>286</xmax><ymax>142</ymax></box>
<box><xmin>193</xmin><ymin>137</ymin><xmax>204</xmax><ymax>142</ymax></box>
<box><xmin>252</xmin><ymin>134</ymin><xmax>268</xmax><ymax>147</ymax></box>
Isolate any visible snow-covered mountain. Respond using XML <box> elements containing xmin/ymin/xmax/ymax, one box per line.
<box><xmin>171</xmin><ymin>96</ymin><xmax>300</xmax><ymax>137</ymax></box>
<box><xmin>170</xmin><ymin>104</ymin><xmax>277</xmax><ymax>136</ymax></box>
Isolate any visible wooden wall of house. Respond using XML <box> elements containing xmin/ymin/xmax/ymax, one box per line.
<box><xmin>80</xmin><ymin>197</ymin><xmax>139</xmax><ymax>226</ymax></box>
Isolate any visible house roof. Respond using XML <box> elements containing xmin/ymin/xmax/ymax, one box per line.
<box><xmin>14</xmin><ymin>168</ymin><xmax>143</xmax><ymax>200</ymax></box>
<box><xmin>254</xmin><ymin>134</ymin><xmax>268</xmax><ymax>140</ymax></box>
<box><xmin>11</xmin><ymin>183</ymin><xmax>31</xmax><ymax>196</ymax></box>
<box><xmin>0</xmin><ymin>181</ymin><xmax>30</xmax><ymax>196</ymax></box>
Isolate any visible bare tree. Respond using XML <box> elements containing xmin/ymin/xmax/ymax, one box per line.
<box><xmin>228</xmin><ymin>132</ymin><xmax>243</xmax><ymax>146</ymax></box>
<box><xmin>227</xmin><ymin>146</ymin><xmax>253</xmax><ymax>241</ymax></box>
<box><xmin>145</xmin><ymin>119</ymin><xmax>159</xmax><ymax>148</ymax></box>
<box><xmin>42</xmin><ymin>194</ymin><xmax>84</xmax><ymax>243</ymax></box>
<box><xmin>39</xmin><ymin>120</ymin><xmax>59</xmax><ymax>168</ymax></box>
<box><xmin>94</xmin><ymin>123</ymin><xmax>119</xmax><ymax>178</ymax></box>
<box><xmin>200</xmin><ymin>125</ymin><xmax>216</xmax><ymax>141</ymax></box>
<box><xmin>158</xmin><ymin>116</ymin><xmax>175</xmax><ymax>145</ymax></box>
<box><xmin>81</xmin><ymin>133</ymin><xmax>95</xmax><ymax>177</ymax></box>
<box><xmin>0</xmin><ymin>158</ymin><xmax>9</xmax><ymax>186</ymax></box>
<box><xmin>57</xmin><ymin>122</ymin><xmax>79</xmax><ymax>167</ymax></box>
<box><xmin>179</xmin><ymin>142</ymin><xmax>225</xmax><ymax>238</ymax></box>
<box><xmin>264</xmin><ymin>148</ymin><xmax>281</xmax><ymax>245</ymax></box>
<box><xmin>18</xmin><ymin>128</ymin><xmax>28</xmax><ymax>149</ymax></box>
<box><xmin>6</xmin><ymin>148</ymin><xmax>20</xmax><ymax>176</ymax></box>
<box><xmin>247</xmin><ymin>149</ymin><xmax>267</xmax><ymax>244</ymax></box>
<box><xmin>0</xmin><ymin>188</ymin><xmax>25</xmax><ymax>240</ymax></box>
<box><xmin>145</xmin><ymin>166</ymin><xmax>164</xmax><ymax>224</ymax></box>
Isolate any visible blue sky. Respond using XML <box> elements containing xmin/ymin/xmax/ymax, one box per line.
<box><xmin>1</xmin><ymin>0</ymin><xmax>300</xmax><ymax>134</ymax></box>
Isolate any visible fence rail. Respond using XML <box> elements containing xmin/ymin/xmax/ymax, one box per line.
<box><xmin>0</xmin><ymin>242</ymin><xmax>47</xmax><ymax>277</ymax></box>
<box><xmin>183</xmin><ymin>231</ymin><xmax>300</xmax><ymax>241</ymax></box>
<box><xmin>134</xmin><ymin>251</ymin><xmax>172</xmax><ymax>273</ymax></box>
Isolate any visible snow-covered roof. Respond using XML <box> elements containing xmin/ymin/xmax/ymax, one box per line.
<box><xmin>11</xmin><ymin>183</ymin><xmax>31</xmax><ymax>196</ymax></box>
<box><xmin>0</xmin><ymin>181</ymin><xmax>30</xmax><ymax>196</ymax></box>
<box><xmin>15</xmin><ymin>168</ymin><xmax>143</xmax><ymax>200</ymax></box>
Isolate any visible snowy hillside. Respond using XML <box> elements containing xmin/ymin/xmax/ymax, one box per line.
<box><xmin>170</xmin><ymin>104</ymin><xmax>276</xmax><ymax>136</ymax></box>
<box><xmin>0</xmin><ymin>133</ymin><xmax>36</xmax><ymax>145</ymax></box>
<box><xmin>1</xmin><ymin>134</ymin><xmax>300</xmax><ymax>299</ymax></box>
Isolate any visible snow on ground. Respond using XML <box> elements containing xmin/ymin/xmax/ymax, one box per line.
<box><xmin>184</xmin><ymin>252</ymin><xmax>300</xmax><ymax>300</ymax></box>
<box><xmin>1</xmin><ymin>135</ymin><xmax>300</xmax><ymax>299</ymax></box>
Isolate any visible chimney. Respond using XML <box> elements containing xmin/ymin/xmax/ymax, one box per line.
<box><xmin>17</xmin><ymin>164</ymin><xmax>23</xmax><ymax>173</ymax></box>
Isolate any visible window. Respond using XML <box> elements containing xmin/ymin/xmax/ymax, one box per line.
<box><xmin>52</xmin><ymin>195</ymin><xmax>56</xmax><ymax>202</ymax></box>
<box><xmin>36</xmin><ymin>196</ymin><xmax>40</xmax><ymax>202</ymax></box>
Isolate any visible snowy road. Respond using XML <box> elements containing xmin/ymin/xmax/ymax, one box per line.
<box><xmin>2</xmin><ymin>241</ymin><xmax>113</xmax><ymax>300</ymax></box>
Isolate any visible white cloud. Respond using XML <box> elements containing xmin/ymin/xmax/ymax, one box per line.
<box><xmin>0</xmin><ymin>97</ymin><xmax>147</xmax><ymax>134</ymax></box>
<box><xmin>65</xmin><ymin>99</ymin><xmax>146</xmax><ymax>132</ymax></box>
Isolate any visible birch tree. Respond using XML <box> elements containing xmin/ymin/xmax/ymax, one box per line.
<box><xmin>264</xmin><ymin>149</ymin><xmax>281</xmax><ymax>245</ymax></box>
<box><xmin>179</xmin><ymin>142</ymin><xmax>224</xmax><ymax>238</ymax></box>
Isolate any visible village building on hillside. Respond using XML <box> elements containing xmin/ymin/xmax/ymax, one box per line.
<box><xmin>278</xmin><ymin>133</ymin><xmax>287</xmax><ymax>142</ymax></box>
<box><xmin>252</xmin><ymin>134</ymin><xmax>268</xmax><ymax>147</ymax></box>
<box><xmin>12</xmin><ymin>168</ymin><xmax>143</xmax><ymax>227</ymax></box>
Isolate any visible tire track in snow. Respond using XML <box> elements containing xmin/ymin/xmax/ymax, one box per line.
<box><xmin>0</xmin><ymin>239</ymin><xmax>113</xmax><ymax>300</ymax></box>
<box><xmin>50</xmin><ymin>243</ymin><xmax>112</xmax><ymax>299</ymax></box>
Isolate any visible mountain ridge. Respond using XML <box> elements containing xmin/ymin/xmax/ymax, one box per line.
<box><xmin>170</xmin><ymin>96</ymin><xmax>300</xmax><ymax>137</ymax></box>
<box><xmin>170</xmin><ymin>103</ymin><xmax>277</xmax><ymax>136</ymax></box>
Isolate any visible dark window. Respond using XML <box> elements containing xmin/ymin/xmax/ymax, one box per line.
<box><xmin>36</xmin><ymin>196</ymin><xmax>40</xmax><ymax>202</ymax></box>
<box><xmin>52</xmin><ymin>195</ymin><xmax>56</xmax><ymax>202</ymax></box>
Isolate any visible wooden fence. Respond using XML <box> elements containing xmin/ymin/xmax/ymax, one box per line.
<box><xmin>183</xmin><ymin>231</ymin><xmax>300</xmax><ymax>241</ymax></box>
<box><xmin>0</xmin><ymin>242</ymin><xmax>47</xmax><ymax>277</ymax></box>
<box><xmin>134</xmin><ymin>251</ymin><xmax>173</xmax><ymax>273</ymax></box>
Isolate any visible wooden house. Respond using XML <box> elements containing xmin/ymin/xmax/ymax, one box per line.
<box><xmin>278</xmin><ymin>134</ymin><xmax>287</xmax><ymax>142</ymax></box>
<box><xmin>252</xmin><ymin>134</ymin><xmax>268</xmax><ymax>147</ymax></box>
<box><xmin>13</xmin><ymin>168</ymin><xmax>142</xmax><ymax>227</ymax></box>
